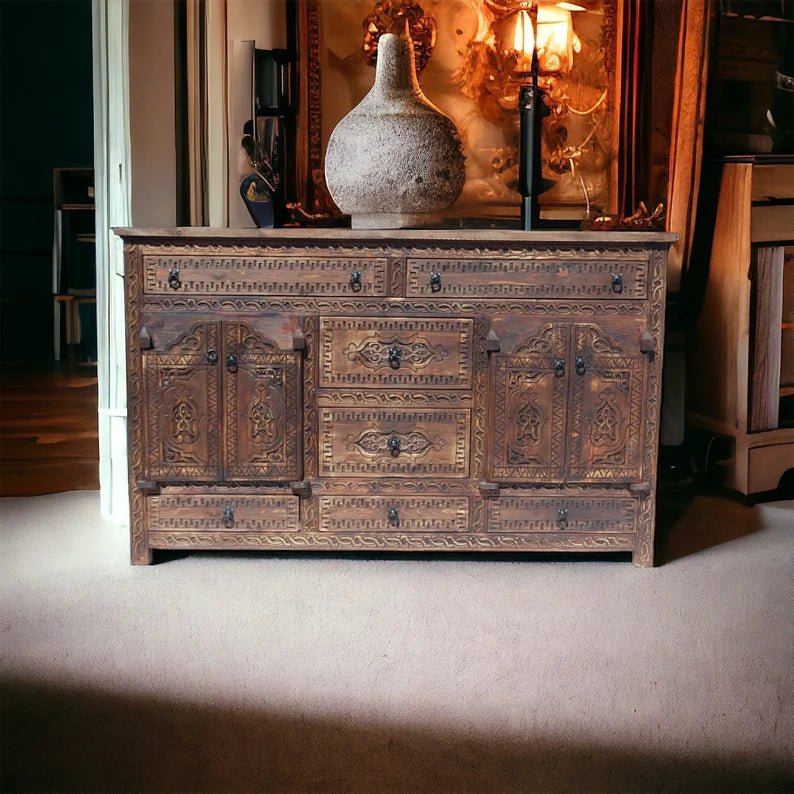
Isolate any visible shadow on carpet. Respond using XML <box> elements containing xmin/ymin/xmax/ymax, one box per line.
<box><xmin>2</xmin><ymin>677</ymin><xmax>791</xmax><ymax>793</ymax></box>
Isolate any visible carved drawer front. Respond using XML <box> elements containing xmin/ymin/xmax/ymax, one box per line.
<box><xmin>320</xmin><ymin>317</ymin><xmax>474</xmax><ymax>389</ymax></box>
<box><xmin>148</xmin><ymin>494</ymin><xmax>300</xmax><ymax>532</ymax></box>
<box><xmin>488</xmin><ymin>496</ymin><xmax>637</xmax><ymax>533</ymax></box>
<box><xmin>406</xmin><ymin>256</ymin><xmax>647</xmax><ymax>299</ymax></box>
<box><xmin>143</xmin><ymin>254</ymin><xmax>388</xmax><ymax>296</ymax></box>
<box><xmin>318</xmin><ymin>495</ymin><xmax>469</xmax><ymax>533</ymax></box>
<box><xmin>320</xmin><ymin>408</ymin><xmax>470</xmax><ymax>477</ymax></box>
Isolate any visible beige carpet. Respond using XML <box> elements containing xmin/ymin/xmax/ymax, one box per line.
<box><xmin>1</xmin><ymin>490</ymin><xmax>792</xmax><ymax>793</ymax></box>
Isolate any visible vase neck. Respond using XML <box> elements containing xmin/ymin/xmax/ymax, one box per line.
<box><xmin>374</xmin><ymin>33</ymin><xmax>419</xmax><ymax>95</ymax></box>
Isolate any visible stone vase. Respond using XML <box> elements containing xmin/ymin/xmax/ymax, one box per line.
<box><xmin>324</xmin><ymin>33</ymin><xmax>465</xmax><ymax>229</ymax></box>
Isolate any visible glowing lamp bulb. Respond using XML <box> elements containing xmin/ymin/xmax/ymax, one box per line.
<box><xmin>512</xmin><ymin>9</ymin><xmax>535</xmax><ymax>57</ymax></box>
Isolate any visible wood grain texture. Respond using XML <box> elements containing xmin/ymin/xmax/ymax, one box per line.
<box><xmin>118</xmin><ymin>229</ymin><xmax>671</xmax><ymax>564</ymax></box>
<box><xmin>665</xmin><ymin>0</ymin><xmax>713</xmax><ymax>292</ymax></box>
<box><xmin>688</xmin><ymin>164</ymin><xmax>794</xmax><ymax>495</ymax></box>
<box><xmin>751</xmin><ymin>165</ymin><xmax>794</xmax><ymax>202</ymax></box>
<box><xmin>689</xmin><ymin>164</ymin><xmax>753</xmax><ymax>431</ymax></box>
<box><xmin>0</xmin><ymin>362</ymin><xmax>99</xmax><ymax>496</ymax></box>
<box><xmin>750</xmin><ymin>247</ymin><xmax>784</xmax><ymax>431</ymax></box>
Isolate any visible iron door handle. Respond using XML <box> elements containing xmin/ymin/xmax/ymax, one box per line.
<box><xmin>226</xmin><ymin>354</ymin><xmax>238</xmax><ymax>373</ymax></box>
<box><xmin>350</xmin><ymin>270</ymin><xmax>362</xmax><ymax>292</ymax></box>
<box><xmin>167</xmin><ymin>267</ymin><xmax>181</xmax><ymax>290</ymax></box>
<box><xmin>575</xmin><ymin>356</ymin><xmax>586</xmax><ymax>376</ymax></box>
<box><xmin>554</xmin><ymin>359</ymin><xmax>565</xmax><ymax>378</ymax></box>
<box><xmin>611</xmin><ymin>272</ymin><xmax>624</xmax><ymax>294</ymax></box>
<box><xmin>206</xmin><ymin>349</ymin><xmax>218</xmax><ymax>365</ymax></box>
<box><xmin>223</xmin><ymin>507</ymin><xmax>235</xmax><ymax>528</ymax></box>
<box><xmin>430</xmin><ymin>271</ymin><xmax>442</xmax><ymax>292</ymax></box>
<box><xmin>557</xmin><ymin>508</ymin><xmax>568</xmax><ymax>529</ymax></box>
<box><xmin>387</xmin><ymin>507</ymin><xmax>400</xmax><ymax>527</ymax></box>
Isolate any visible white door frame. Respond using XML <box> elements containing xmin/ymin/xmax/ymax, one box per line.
<box><xmin>93</xmin><ymin>0</ymin><xmax>131</xmax><ymax>523</ymax></box>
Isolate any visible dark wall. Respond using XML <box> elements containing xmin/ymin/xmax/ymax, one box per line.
<box><xmin>0</xmin><ymin>0</ymin><xmax>94</xmax><ymax>362</ymax></box>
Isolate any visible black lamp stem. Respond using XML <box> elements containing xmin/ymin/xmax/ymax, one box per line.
<box><xmin>519</xmin><ymin>3</ymin><xmax>542</xmax><ymax>231</ymax></box>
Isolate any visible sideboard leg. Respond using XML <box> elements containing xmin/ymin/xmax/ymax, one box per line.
<box><xmin>632</xmin><ymin>547</ymin><xmax>655</xmax><ymax>568</ymax></box>
<box><xmin>131</xmin><ymin>546</ymin><xmax>153</xmax><ymax>565</ymax></box>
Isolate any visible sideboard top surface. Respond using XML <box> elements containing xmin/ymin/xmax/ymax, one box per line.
<box><xmin>114</xmin><ymin>227</ymin><xmax>677</xmax><ymax>245</ymax></box>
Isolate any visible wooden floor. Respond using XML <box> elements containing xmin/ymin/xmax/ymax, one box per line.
<box><xmin>0</xmin><ymin>362</ymin><xmax>99</xmax><ymax>496</ymax></box>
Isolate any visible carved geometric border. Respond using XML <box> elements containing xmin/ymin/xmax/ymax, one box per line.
<box><xmin>488</xmin><ymin>496</ymin><xmax>637</xmax><ymax>533</ymax></box>
<box><xmin>144</xmin><ymin>297</ymin><xmax>648</xmax><ymax>317</ymax></box>
<box><xmin>147</xmin><ymin>531</ymin><xmax>635</xmax><ymax>552</ymax></box>
<box><xmin>319</xmin><ymin>316</ymin><xmax>474</xmax><ymax>389</ymax></box>
<box><xmin>319</xmin><ymin>408</ymin><xmax>470</xmax><ymax>477</ymax></box>
<box><xmin>406</xmin><ymin>256</ymin><xmax>648</xmax><ymax>299</ymax></box>
<box><xmin>318</xmin><ymin>496</ymin><xmax>470</xmax><ymax>533</ymax></box>
<box><xmin>143</xmin><ymin>254</ymin><xmax>389</xmax><ymax>296</ymax></box>
<box><xmin>149</xmin><ymin>494</ymin><xmax>299</xmax><ymax>531</ymax></box>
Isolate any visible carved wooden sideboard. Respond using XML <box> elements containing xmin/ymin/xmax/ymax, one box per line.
<box><xmin>118</xmin><ymin>228</ymin><xmax>674</xmax><ymax>566</ymax></box>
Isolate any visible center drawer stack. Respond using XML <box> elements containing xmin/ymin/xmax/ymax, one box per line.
<box><xmin>315</xmin><ymin>315</ymin><xmax>475</xmax><ymax>533</ymax></box>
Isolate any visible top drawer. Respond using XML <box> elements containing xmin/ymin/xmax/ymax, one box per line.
<box><xmin>406</xmin><ymin>255</ymin><xmax>648</xmax><ymax>299</ymax></box>
<box><xmin>143</xmin><ymin>254</ymin><xmax>388</xmax><ymax>296</ymax></box>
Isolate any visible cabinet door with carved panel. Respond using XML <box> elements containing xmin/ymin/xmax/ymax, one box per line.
<box><xmin>565</xmin><ymin>320</ymin><xmax>648</xmax><ymax>483</ymax></box>
<box><xmin>141</xmin><ymin>321</ymin><xmax>222</xmax><ymax>481</ymax></box>
<box><xmin>489</xmin><ymin>317</ymin><xmax>650</xmax><ymax>485</ymax></box>
<box><xmin>223</xmin><ymin>321</ymin><xmax>301</xmax><ymax>481</ymax></box>
<box><xmin>490</xmin><ymin>320</ymin><xmax>569</xmax><ymax>482</ymax></box>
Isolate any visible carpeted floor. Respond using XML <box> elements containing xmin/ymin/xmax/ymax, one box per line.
<box><xmin>1</xmin><ymin>490</ymin><xmax>793</xmax><ymax>793</ymax></box>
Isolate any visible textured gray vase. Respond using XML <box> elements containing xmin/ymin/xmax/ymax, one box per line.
<box><xmin>324</xmin><ymin>33</ymin><xmax>465</xmax><ymax>229</ymax></box>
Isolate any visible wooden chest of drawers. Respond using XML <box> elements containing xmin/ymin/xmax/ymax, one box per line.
<box><xmin>119</xmin><ymin>228</ymin><xmax>673</xmax><ymax>566</ymax></box>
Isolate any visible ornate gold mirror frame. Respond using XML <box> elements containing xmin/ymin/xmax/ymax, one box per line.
<box><xmin>290</xmin><ymin>0</ymin><xmax>647</xmax><ymax>225</ymax></box>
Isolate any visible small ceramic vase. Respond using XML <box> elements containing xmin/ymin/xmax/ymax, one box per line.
<box><xmin>324</xmin><ymin>33</ymin><xmax>465</xmax><ymax>229</ymax></box>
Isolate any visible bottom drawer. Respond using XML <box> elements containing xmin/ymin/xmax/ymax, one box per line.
<box><xmin>319</xmin><ymin>495</ymin><xmax>469</xmax><ymax>533</ymax></box>
<box><xmin>148</xmin><ymin>493</ymin><xmax>299</xmax><ymax>532</ymax></box>
<box><xmin>488</xmin><ymin>496</ymin><xmax>637</xmax><ymax>533</ymax></box>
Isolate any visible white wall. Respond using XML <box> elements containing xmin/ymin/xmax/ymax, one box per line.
<box><xmin>129</xmin><ymin>0</ymin><xmax>177</xmax><ymax>226</ymax></box>
<box><xmin>227</xmin><ymin>0</ymin><xmax>285</xmax><ymax>48</ymax></box>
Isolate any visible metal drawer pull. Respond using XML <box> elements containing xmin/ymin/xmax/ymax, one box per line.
<box><xmin>611</xmin><ymin>272</ymin><xmax>624</xmax><ymax>294</ymax></box>
<box><xmin>575</xmin><ymin>356</ymin><xmax>586</xmax><ymax>376</ymax></box>
<box><xmin>387</xmin><ymin>436</ymin><xmax>401</xmax><ymax>457</ymax></box>
<box><xmin>167</xmin><ymin>267</ymin><xmax>181</xmax><ymax>290</ymax></box>
<box><xmin>429</xmin><ymin>271</ymin><xmax>442</xmax><ymax>292</ymax></box>
<box><xmin>388</xmin><ymin>346</ymin><xmax>402</xmax><ymax>370</ymax></box>
<box><xmin>349</xmin><ymin>270</ymin><xmax>362</xmax><ymax>292</ymax></box>
<box><xmin>387</xmin><ymin>507</ymin><xmax>400</xmax><ymax>527</ymax></box>
<box><xmin>223</xmin><ymin>507</ymin><xmax>235</xmax><ymax>528</ymax></box>
<box><xmin>553</xmin><ymin>359</ymin><xmax>565</xmax><ymax>378</ymax></box>
<box><xmin>226</xmin><ymin>354</ymin><xmax>238</xmax><ymax>373</ymax></box>
<box><xmin>206</xmin><ymin>349</ymin><xmax>218</xmax><ymax>365</ymax></box>
<box><xmin>557</xmin><ymin>508</ymin><xmax>569</xmax><ymax>529</ymax></box>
